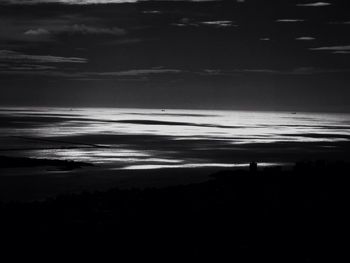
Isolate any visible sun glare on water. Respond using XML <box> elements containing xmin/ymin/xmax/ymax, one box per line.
<box><xmin>0</xmin><ymin>107</ymin><xmax>349</xmax><ymax>170</ymax></box>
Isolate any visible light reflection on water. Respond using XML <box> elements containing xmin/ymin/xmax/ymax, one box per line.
<box><xmin>0</xmin><ymin>107</ymin><xmax>349</xmax><ymax>170</ymax></box>
<box><xmin>121</xmin><ymin>162</ymin><xmax>286</xmax><ymax>170</ymax></box>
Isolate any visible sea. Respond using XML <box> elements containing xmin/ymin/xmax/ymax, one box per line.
<box><xmin>1</xmin><ymin>107</ymin><xmax>349</xmax><ymax>170</ymax></box>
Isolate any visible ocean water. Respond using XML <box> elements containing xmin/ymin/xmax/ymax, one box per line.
<box><xmin>1</xmin><ymin>107</ymin><xmax>350</xmax><ymax>171</ymax></box>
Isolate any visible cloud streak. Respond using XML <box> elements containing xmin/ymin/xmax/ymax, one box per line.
<box><xmin>2</xmin><ymin>66</ymin><xmax>350</xmax><ymax>79</ymax></box>
<box><xmin>297</xmin><ymin>2</ymin><xmax>332</xmax><ymax>7</ymax></box>
<box><xmin>24</xmin><ymin>24</ymin><xmax>126</xmax><ymax>38</ymax></box>
<box><xmin>62</xmin><ymin>24</ymin><xmax>126</xmax><ymax>35</ymax></box>
<box><xmin>0</xmin><ymin>0</ymin><xmax>139</xmax><ymax>4</ymax></box>
<box><xmin>86</xmin><ymin>68</ymin><xmax>184</xmax><ymax>77</ymax></box>
<box><xmin>173</xmin><ymin>19</ymin><xmax>237</xmax><ymax>28</ymax></box>
<box><xmin>310</xmin><ymin>45</ymin><xmax>350</xmax><ymax>51</ymax></box>
<box><xmin>296</xmin><ymin>37</ymin><xmax>315</xmax><ymax>41</ymax></box>
<box><xmin>276</xmin><ymin>19</ymin><xmax>305</xmax><ymax>23</ymax></box>
<box><xmin>0</xmin><ymin>0</ymin><xmax>224</xmax><ymax>4</ymax></box>
<box><xmin>0</xmin><ymin>50</ymin><xmax>87</xmax><ymax>63</ymax></box>
<box><xmin>199</xmin><ymin>21</ymin><xmax>237</xmax><ymax>27</ymax></box>
<box><xmin>310</xmin><ymin>45</ymin><xmax>350</xmax><ymax>54</ymax></box>
<box><xmin>202</xmin><ymin>67</ymin><xmax>350</xmax><ymax>76</ymax></box>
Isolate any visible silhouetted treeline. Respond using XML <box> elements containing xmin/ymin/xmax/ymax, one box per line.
<box><xmin>0</xmin><ymin>161</ymin><xmax>348</xmax><ymax>261</ymax></box>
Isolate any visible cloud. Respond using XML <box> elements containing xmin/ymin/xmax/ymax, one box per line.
<box><xmin>0</xmin><ymin>0</ymin><xmax>224</xmax><ymax>4</ymax></box>
<box><xmin>0</xmin><ymin>70</ymin><xmax>84</xmax><ymax>77</ymax></box>
<box><xmin>297</xmin><ymin>2</ymin><xmax>332</xmax><ymax>7</ymax></box>
<box><xmin>0</xmin><ymin>67</ymin><xmax>184</xmax><ymax>80</ymax></box>
<box><xmin>0</xmin><ymin>0</ymin><xmax>139</xmax><ymax>4</ymax></box>
<box><xmin>296</xmin><ymin>37</ymin><xmax>315</xmax><ymax>41</ymax></box>
<box><xmin>63</xmin><ymin>24</ymin><xmax>126</xmax><ymax>35</ymax></box>
<box><xmin>310</xmin><ymin>45</ymin><xmax>350</xmax><ymax>54</ymax></box>
<box><xmin>276</xmin><ymin>19</ymin><xmax>305</xmax><ymax>23</ymax></box>
<box><xmin>142</xmin><ymin>10</ymin><xmax>162</xmax><ymax>14</ymax></box>
<box><xmin>311</xmin><ymin>45</ymin><xmax>350</xmax><ymax>51</ymax></box>
<box><xmin>329</xmin><ymin>21</ymin><xmax>350</xmax><ymax>25</ymax></box>
<box><xmin>2</xmin><ymin>66</ymin><xmax>350</xmax><ymax>78</ymax></box>
<box><xmin>22</xmin><ymin>28</ymin><xmax>54</xmax><ymax>41</ymax></box>
<box><xmin>90</xmin><ymin>68</ymin><xmax>183</xmax><ymax>76</ymax></box>
<box><xmin>102</xmin><ymin>38</ymin><xmax>145</xmax><ymax>45</ymax></box>
<box><xmin>0</xmin><ymin>12</ymin><xmax>127</xmax><ymax>46</ymax></box>
<box><xmin>1</xmin><ymin>0</ymin><xmax>229</xmax><ymax>4</ymax></box>
<box><xmin>0</xmin><ymin>63</ymin><xmax>57</xmax><ymax>70</ymax></box>
<box><xmin>202</xmin><ymin>67</ymin><xmax>350</xmax><ymax>76</ymax></box>
<box><xmin>0</xmin><ymin>18</ymin><xmax>57</xmax><ymax>43</ymax></box>
<box><xmin>199</xmin><ymin>21</ymin><xmax>237</xmax><ymax>27</ymax></box>
<box><xmin>24</xmin><ymin>24</ymin><xmax>126</xmax><ymax>38</ymax></box>
<box><xmin>332</xmin><ymin>51</ymin><xmax>350</xmax><ymax>54</ymax></box>
<box><xmin>173</xmin><ymin>19</ymin><xmax>237</xmax><ymax>28</ymax></box>
<box><xmin>0</xmin><ymin>50</ymin><xmax>87</xmax><ymax>63</ymax></box>
<box><xmin>24</xmin><ymin>28</ymin><xmax>51</xmax><ymax>36</ymax></box>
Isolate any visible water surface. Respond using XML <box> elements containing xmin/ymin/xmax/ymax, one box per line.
<box><xmin>1</xmin><ymin>107</ymin><xmax>349</xmax><ymax>171</ymax></box>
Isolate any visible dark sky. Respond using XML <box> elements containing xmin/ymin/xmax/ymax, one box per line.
<box><xmin>0</xmin><ymin>0</ymin><xmax>350</xmax><ymax>112</ymax></box>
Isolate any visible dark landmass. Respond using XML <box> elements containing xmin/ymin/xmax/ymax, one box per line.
<box><xmin>0</xmin><ymin>155</ymin><xmax>93</xmax><ymax>170</ymax></box>
<box><xmin>0</xmin><ymin>161</ymin><xmax>348</xmax><ymax>261</ymax></box>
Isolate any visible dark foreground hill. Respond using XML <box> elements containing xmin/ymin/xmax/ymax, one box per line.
<box><xmin>0</xmin><ymin>161</ymin><xmax>348</xmax><ymax>262</ymax></box>
<box><xmin>0</xmin><ymin>155</ymin><xmax>93</xmax><ymax>170</ymax></box>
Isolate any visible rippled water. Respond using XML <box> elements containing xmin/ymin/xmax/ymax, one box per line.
<box><xmin>1</xmin><ymin>107</ymin><xmax>349</xmax><ymax>170</ymax></box>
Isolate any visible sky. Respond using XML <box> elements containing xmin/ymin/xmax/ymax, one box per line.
<box><xmin>0</xmin><ymin>0</ymin><xmax>349</xmax><ymax>112</ymax></box>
